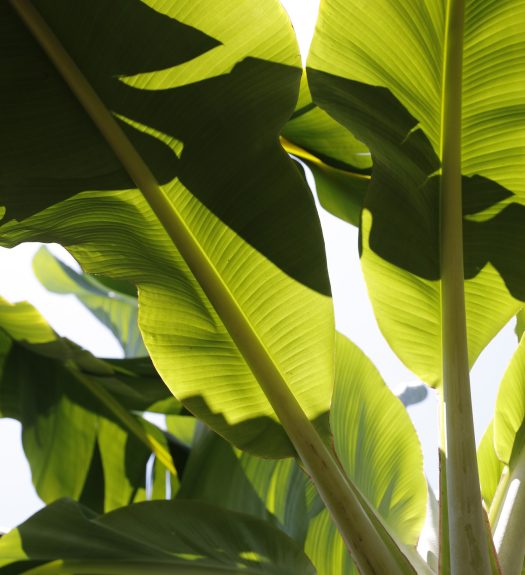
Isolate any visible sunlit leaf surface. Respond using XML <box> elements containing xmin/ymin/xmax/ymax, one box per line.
<box><xmin>1</xmin><ymin>0</ymin><xmax>334</xmax><ymax>456</ymax></box>
<box><xmin>307</xmin><ymin>0</ymin><xmax>525</xmax><ymax>386</ymax></box>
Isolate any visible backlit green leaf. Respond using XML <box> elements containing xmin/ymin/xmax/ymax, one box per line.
<box><xmin>1</xmin><ymin>0</ymin><xmax>334</xmax><ymax>458</ymax></box>
<box><xmin>494</xmin><ymin>336</ymin><xmax>525</xmax><ymax>466</ymax></box>
<box><xmin>332</xmin><ymin>334</ymin><xmax>426</xmax><ymax>544</ymax></box>
<box><xmin>305</xmin><ymin>334</ymin><xmax>427</xmax><ymax>574</ymax></box>
<box><xmin>33</xmin><ymin>246</ymin><xmax>146</xmax><ymax>357</ymax></box>
<box><xmin>307</xmin><ymin>0</ymin><xmax>525</xmax><ymax>386</ymax></box>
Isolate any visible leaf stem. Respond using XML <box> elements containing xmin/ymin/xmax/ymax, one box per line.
<box><xmin>439</xmin><ymin>0</ymin><xmax>492</xmax><ymax>572</ymax></box>
<box><xmin>489</xmin><ymin>467</ymin><xmax>510</xmax><ymax>527</ymax></box>
<box><xmin>438</xmin><ymin>391</ymin><xmax>451</xmax><ymax>575</ymax></box>
<box><xmin>10</xmin><ymin>1</ymin><xmax>411</xmax><ymax>573</ymax></box>
<box><xmin>492</xmin><ymin>449</ymin><xmax>525</xmax><ymax>575</ymax></box>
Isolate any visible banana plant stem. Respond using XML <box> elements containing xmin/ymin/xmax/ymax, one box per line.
<box><xmin>439</xmin><ymin>0</ymin><xmax>492</xmax><ymax>572</ymax></box>
<box><xmin>10</xmin><ymin>2</ymin><xmax>410</xmax><ymax>573</ymax></box>
<box><xmin>438</xmin><ymin>391</ymin><xmax>451</xmax><ymax>574</ymax></box>
<box><xmin>493</xmin><ymin>449</ymin><xmax>525</xmax><ymax>575</ymax></box>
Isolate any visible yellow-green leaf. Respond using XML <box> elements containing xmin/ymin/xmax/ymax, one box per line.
<box><xmin>307</xmin><ymin>0</ymin><xmax>525</xmax><ymax>386</ymax></box>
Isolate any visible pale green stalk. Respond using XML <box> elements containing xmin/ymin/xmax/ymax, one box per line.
<box><xmin>438</xmin><ymin>391</ymin><xmax>451</xmax><ymax>574</ymax></box>
<box><xmin>489</xmin><ymin>467</ymin><xmax>510</xmax><ymax>527</ymax></box>
<box><xmin>9</xmin><ymin>2</ymin><xmax>411</xmax><ymax>573</ymax></box>
<box><xmin>492</xmin><ymin>449</ymin><xmax>525</xmax><ymax>575</ymax></box>
<box><xmin>439</xmin><ymin>0</ymin><xmax>492</xmax><ymax>572</ymax></box>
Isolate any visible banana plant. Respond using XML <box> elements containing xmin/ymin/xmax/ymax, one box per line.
<box><xmin>0</xmin><ymin>0</ymin><xmax>524</xmax><ymax>574</ymax></box>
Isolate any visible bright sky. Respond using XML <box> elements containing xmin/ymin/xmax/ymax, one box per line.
<box><xmin>0</xmin><ymin>0</ymin><xmax>518</xmax><ymax>531</ymax></box>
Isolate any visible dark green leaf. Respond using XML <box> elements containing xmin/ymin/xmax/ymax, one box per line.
<box><xmin>0</xmin><ymin>298</ymin><xmax>176</xmax><ymax>508</ymax></box>
<box><xmin>0</xmin><ymin>499</ymin><xmax>316</xmax><ymax>574</ymax></box>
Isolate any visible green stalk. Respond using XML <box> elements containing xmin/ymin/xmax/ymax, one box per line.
<box><xmin>439</xmin><ymin>0</ymin><xmax>492</xmax><ymax>572</ymax></box>
<box><xmin>489</xmin><ymin>467</ymin><xmax>510</xmax><ymax>527</ymax></box>
<box><xmin>492</xmin><ymin>449</ymin><xmax>525</xmax><ymax>575</ymax></box>
<box><xmin>10</xmin><ymin>2</ymin><xmax>410</xmax><ymax>573</ymax></box>
<box><xmin>438</xmin><ymin>391</ymin><xmax>451</xmax><ymax>575</ymax></box>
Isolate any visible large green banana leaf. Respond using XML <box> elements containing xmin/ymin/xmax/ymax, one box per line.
<box><xmin>0</xmin><ymin>499</ymin><xmax>315</xmax><ymax>574</ymax></box>
<box><xmin>1</xmin><ymin>0</ymin><xmax>334</xmax><ymax>458</ymax></box>
<box><xmin>33</xmin><ymin>246</ymin><xmax>147</xmax><ymax>357</ymax></box>
<box><xmin>307</xmin><ymin>0</ymin><xmax>525</xmax><ymax>386</ymax></box>
<box><xmin>0</xmin><ymin>297</ymin><xmax>178</xmax><ymax>510</ymax></box>
<box><xmin>305</xmin><ymin>334</ymin><xmax>427</xmax><ymax>575</ymax></box>
<box><xmin>176</xmin><ymin>335</ymin><xmax>429</xmax><ymax>567</ymax></box>
<box><xmin>494</xmin><ymin>336</ymin><xmax>525</xmax><ymax>468</ymax></box>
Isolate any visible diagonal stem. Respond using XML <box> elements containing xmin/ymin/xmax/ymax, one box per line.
<box><xmin>10</xmin><ymin>1</ymin><xmax>413</xmax><ymax>573</ymax></box>
<box><xmin>439</xmin><ymin>0</ymin><xmax>492</xmax><ymax>572</ymax></box>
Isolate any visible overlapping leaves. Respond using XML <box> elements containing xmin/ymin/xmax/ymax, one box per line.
<box><xmin>1</xmin><ymin>0</ymin><xmax>334</xmax><ymax>456</ymax></box>
<box><xmin>0</xmin><ymin>297</ymin><xmax>177</xmax><ymax>511</ymax></box>
<box><xmin>177</xmin><ymin>425</ymin><xmax>314</xmax><ymax>545</ymax></box>
<box><xmin>33</xmin><ymin>246</ymin><xmax>147</xmax><ymax>357</ymax></box>
<box><xmin>477</xmin><ymin>332</ymin><xmax>525</xmax><ymax>572</ymax></box>
<box><xmin>282</xmin><ymin>74</ymin><xmax>371</xmax><ymax>226</ymax></box>
<box><xmin>307</xmin><ymin>0</ymin><xmax>525</xmax><ymax>386</ymax></box>
<box><xmin>305</xmin><ymin>335</ymin><xmax>427</xmax><ymax>574</ymax></box>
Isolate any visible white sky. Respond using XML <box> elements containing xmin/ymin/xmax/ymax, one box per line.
<box><xmin>0</xmin><ymin>0</ymin><xmax>518</xmax><ymax>530</ymax></box>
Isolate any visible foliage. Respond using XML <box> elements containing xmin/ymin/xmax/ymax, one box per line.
<box><xmin>1</xmin><ymin>0</ymin><xmax>524</xmax><ymax>574</ymax></box>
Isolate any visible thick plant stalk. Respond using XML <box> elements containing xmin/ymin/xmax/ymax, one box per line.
<box><xmin>9</xmin><ymin>2</ymin><xmax>411</xmax><ymax>573</ymax></box>
<box><xmin>439</xmin><ymin>0</ymin><xmax>492</xmax><ymax>572</ymax></box>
